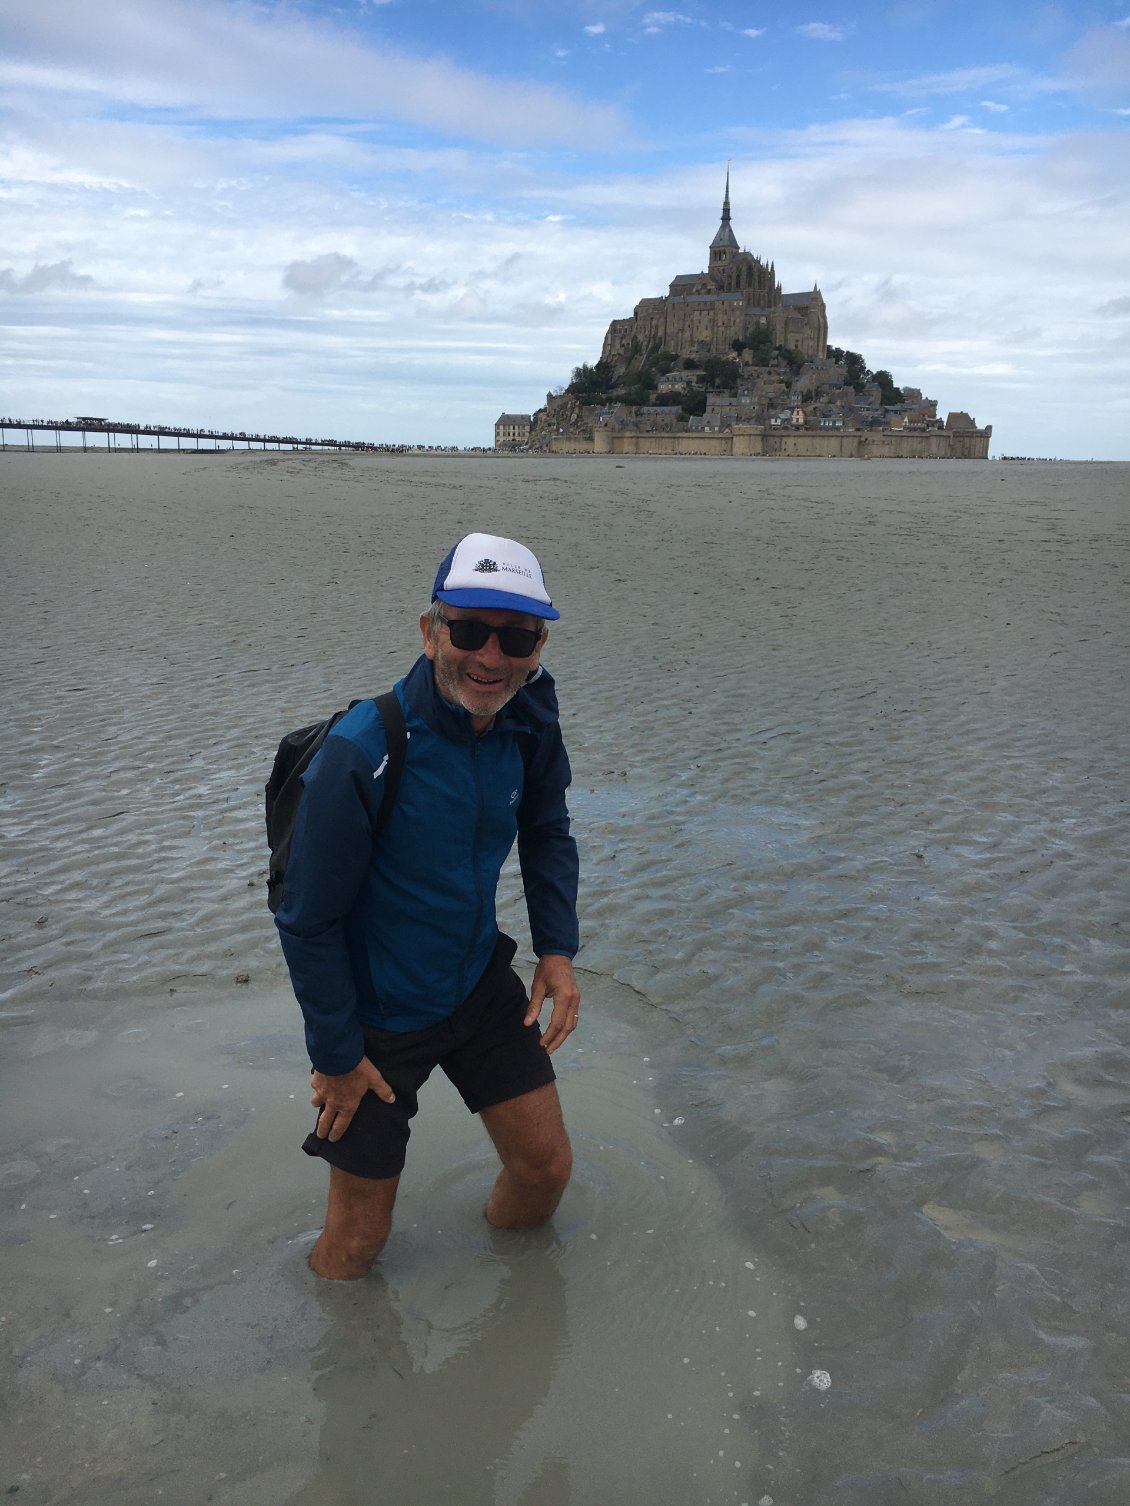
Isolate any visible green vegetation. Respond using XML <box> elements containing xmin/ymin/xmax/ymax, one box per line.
<box><xmin>614</xmin><ymin>378</ymin><xmax>654</xmax><ymax>406</ymax></box>
<box><xmin>827</xmin><ymin>345</ymin><xmax>868</xmax><ymax>390</ymax></box>
<box><xmin>570</xmin><ymin>346</ymin><xmax>683</xmax><ymax>408</ymax></box>
<box><xmin>872</xmin><ymin>368</ymin><xmax>905</xmax><ymax>406</ymax></box>
<box><xmin>569</xmin><ymin>360</ymin><xmax>616</xmax><ymax>401</ymax></box>
<box><xmin>735</xmin><ymin>326</ymin><xmax>774</xmax><ymax>365</ymax></box>
<box><xmin>776</xmin><ymin>345</ymin><xmax>804</xmax><ymax>377</ymax></box>
<box><xmin>825</xmin><ymin>346</ymin><xmax>901</xmax><ymax>402</ymax></box>
<box><xmin>701</xmin><ymin>355</ymin><xmax>743</xmax><ymax>391</ymax></box>
<box><xmin>570</xmin><ymin>338</ymin><xmax>907</xmax><ymax>417</ymax></box>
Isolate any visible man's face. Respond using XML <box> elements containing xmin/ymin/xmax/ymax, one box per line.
<box><xmin>420</xmin><ymin>604</ymin><xmax>546</xmax><ymax>729</ymax></box>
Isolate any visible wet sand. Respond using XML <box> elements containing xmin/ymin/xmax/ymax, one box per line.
<box><xmin>2</xmin><ymin>452</ymin><xmax>1128</xmax><ymax>1504</ymax></box>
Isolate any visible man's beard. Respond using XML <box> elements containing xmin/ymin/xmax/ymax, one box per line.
<box><xmin>432</xmin><ymin>655</ymin><xmax>526</xmax><ymax>721</ymax></box>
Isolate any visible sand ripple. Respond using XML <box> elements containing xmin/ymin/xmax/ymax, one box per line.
<box><xmin>3</xmin><ymin>453</ymin><xmax>1128</xmax><ymax>1501</ymax></box>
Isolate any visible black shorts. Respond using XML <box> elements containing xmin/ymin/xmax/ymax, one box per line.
<box><xmin>301</xmin><ymin>935</ymin><xmax>556</xmax><ymax>1181</ymax></box>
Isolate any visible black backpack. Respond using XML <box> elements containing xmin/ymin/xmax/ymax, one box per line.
<box><xmin>264</xmin><ymin>690</ymin><xmax>408</xmax><ymax>915</ymax></box>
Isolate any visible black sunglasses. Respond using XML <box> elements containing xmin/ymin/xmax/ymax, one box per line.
<box><xmin>439</xmin><ymin>614</ymin><xmax>543</xmax><ymax>659</ymax></box>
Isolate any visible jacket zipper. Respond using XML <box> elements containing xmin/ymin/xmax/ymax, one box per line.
<box><xmin>462</xmin><ymin>737</ymin><xmax>487</xmax><ymax>999</ymax></box>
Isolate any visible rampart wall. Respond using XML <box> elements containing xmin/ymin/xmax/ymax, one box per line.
<box><xmin>561</xmin><ymin>424</ymin><xmax>992</xmax><ymax>460</ymax></box>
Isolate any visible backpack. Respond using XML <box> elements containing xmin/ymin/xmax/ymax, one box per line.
<box><xmin>264</xmin><ymin>689</ymin><xmax>408</xmax><ymax>915</ymax></box>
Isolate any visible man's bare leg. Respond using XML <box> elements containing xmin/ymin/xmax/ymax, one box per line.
<box><xmin>309</xmin><ymin>1165</ymin><xmax>400</xmax><ymax>1280</ymax></box>
<box><xmin>480</xmin><ymin>1082</ymin><xmax>572</xmax><ymax>1229</ymax></box>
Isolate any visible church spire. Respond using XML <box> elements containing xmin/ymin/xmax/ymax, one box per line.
<box><xmin>710</xmin><ymin>164</ymin><xmax>739</xmax><ymax>254</ymax></box>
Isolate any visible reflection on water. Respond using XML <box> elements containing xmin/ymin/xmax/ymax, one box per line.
<box><xmin>291</xmin><ymin>1234</ymin><xmax>570</xmax><ymax>1506</ymax></box>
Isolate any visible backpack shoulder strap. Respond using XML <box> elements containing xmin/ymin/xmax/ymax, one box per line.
<box><xmin>372</xmin><ymin>689</ymin><xmax>408</xmax><ymax>835</ymax></box>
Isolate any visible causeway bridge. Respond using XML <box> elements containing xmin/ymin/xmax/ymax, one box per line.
<box><xmin>0</xmin><ymin>416</ymin><xmax>402</xmax><ymax>453</ymax></box>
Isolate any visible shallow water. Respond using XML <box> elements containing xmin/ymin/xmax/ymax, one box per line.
<box><xmin>2</xmin><ymin>453</ymin><xmax>1128</xmax><ymax>1503</ymax></box>
<box><xmin>0</xmin><ymin>981</ymin><xmax>800</xmax><ymax>1506</ymax></box>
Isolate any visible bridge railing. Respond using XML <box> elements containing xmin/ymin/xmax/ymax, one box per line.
<box><xmin>0</xmin><ymin>417</ymin><xmax>404</xmax><ymax>452</ymax></box>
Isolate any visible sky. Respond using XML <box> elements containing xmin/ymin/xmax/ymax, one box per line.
<box><xmin>2</xmin><ymin>1</ymin><xmax>1129</xmax><ymax>458</ymax></box>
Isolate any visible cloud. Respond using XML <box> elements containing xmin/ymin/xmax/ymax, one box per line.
<box><xmin>1065</xmin><ymin>23</ymin><xmax>1130</xmax><ymax>102</ymax></box>
<box><xmin>796</xmin><ymin>22</ymin><xmax>848</xmax><ymax>42</ymax></box>
<box><xmin>980</xmin><ymin>100</ymin><xmax>1009</xmax><ymax>112</ymax></box>
<box><xmin>282</xmin><ymin>252</ymin><xmax>462</xmax><ymax>301</ymax></box>
<box><xmin>741</xmin><ymin>29</ymin><xmax>766</xmax><ymax>40</ymax></box>
<box><xmin>584</xmin><ymin>23</ymin><xmax>606</xmax><ymax>35</ymax></box>
<box><xmin>871</xmin><ymin>63</ymin><xmax>1063</xmax><ymax>102</ymax></box>
<box><xmin>0</xmin><ymin>258</ymin><xmax>93</xmax><ymax>293</ymax></box>
<box><xmin>282</xmin><ymin>253</ymin><xmax>362</xmax><ymax>298</ymax></box>
<box><xmin>642</xmin><ymin>10</ymin><xmax>693</xmax><ymax>31</ymax></box>
<box><xmin>2</xmin><ymin>27</ymin><xmax>1128</xmax><ymax>460</ymax></box>
<box><xmin>0</xmin><ymin>0</ymin><xmax>628</xmax><ymax>148</ymax></box>
<box><xmin>939</xmin><ymin>115</ymin><xmax>983</xmax><ymax>131</ymax></box>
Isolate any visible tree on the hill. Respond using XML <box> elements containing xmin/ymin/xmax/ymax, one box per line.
<box><xmin>873</xmin><ymin>369</ymin><xmax>905</xmax><ymax>406</ymax></box>
<box><xmin>743</xmin><ymin>326</ymin><xmax>774</xmax><ymax>363</ymax></box>
<box><xmin>829</xmin><ymin>347</ymin><xmax>871</xmax><ymax>392</ymax></box>
<box><xmin>569</xmin><ymin>359</ymin><xmax>615</xmax><ymax>400</ymax></box>
<box><xmin>776</xmin><ymin>345</ymin><xmax>805</xmax><ymax>377</ymax></box>
<box><xmin>702</xmin><ymin>355</ymin><xmax>743</xmax><ymax>390</ymax></box>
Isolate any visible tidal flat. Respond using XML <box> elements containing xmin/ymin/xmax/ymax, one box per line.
<box><xmin>2</xmin><ymin>452</ymin><xmax>1128</xmax><ymax>1504</ymax></box>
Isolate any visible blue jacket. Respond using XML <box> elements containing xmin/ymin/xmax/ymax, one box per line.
<box><xmin>275</xmin><ymin>655</ymin><xmax>579</xmax><ymax>1074</ymax></box>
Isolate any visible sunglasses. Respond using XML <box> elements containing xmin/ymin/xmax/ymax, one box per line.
<box><xmin>439</xmin><ymin>614</ymin><xmax>543</xmax><ymax>659</ymax></box>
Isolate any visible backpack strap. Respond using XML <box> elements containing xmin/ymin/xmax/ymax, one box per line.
<box><xmin>373</xmin><ymin>689</ymin><xmax>408</xmax><ymax>835</ymax></box>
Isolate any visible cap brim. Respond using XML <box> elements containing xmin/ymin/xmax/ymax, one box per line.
<box><xmin>437</xmin><ymin>587</ymin><xmax>560</xmax><ymax>620</ymax></box>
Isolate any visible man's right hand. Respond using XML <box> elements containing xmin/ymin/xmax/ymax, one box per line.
<box><xmin>310</xmin><ymin>1058</ymin><xmax>395</xmax><ymax>1142</ymax></box>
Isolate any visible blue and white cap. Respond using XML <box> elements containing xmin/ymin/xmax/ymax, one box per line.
<box><xmin>431</xmin><ymin>532</ymin><xmax>560</xmax><ymax>620</ymax></box>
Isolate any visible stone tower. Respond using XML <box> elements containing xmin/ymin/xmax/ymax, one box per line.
<box><xmin>708</xmin><ymin>167</ymin><xmax>739</xmax><ymax>274</ymax></box>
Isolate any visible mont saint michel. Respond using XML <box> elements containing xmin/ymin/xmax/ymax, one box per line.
<box><xmin>499</xmin><ymin>176</ymin><xmax>992</xmax><ymax>460</ymax></box>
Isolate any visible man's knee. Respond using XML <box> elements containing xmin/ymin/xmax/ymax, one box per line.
<box><xmin>339</xmin><ymin>1206</ymin><xmax>393</xmax><ymax>1257</ymax></box>
<box><xmin>510</xmin><ymin>1135</ymin><xmax>573</xmax><ymax>1193</ymax></box>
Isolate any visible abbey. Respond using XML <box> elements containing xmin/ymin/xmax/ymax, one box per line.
<box><xmin>507</xmin><ymin>175</ymin><xmax>992</xmax><ymax>459</ymax></box>
<box><xmin>601</xmin><ymin>171</ymin><xmax>828</xmax><ymax>367</ymax></box>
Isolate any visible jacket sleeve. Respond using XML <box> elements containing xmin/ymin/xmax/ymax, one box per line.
<box><xmin>274</xmin><ymin>731</ymin><xmax>386</xmax><ymax>1074</ymax></box>
<box><xmin>516</xmin><ymin>721</ymin><xmax>580</xmax><ymax>959</ymax></box>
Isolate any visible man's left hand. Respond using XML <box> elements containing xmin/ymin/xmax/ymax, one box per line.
<box><xmin>526</xmin><ymin>954</ymin><xmax>580</xmax><ymax>1054</ymax></box>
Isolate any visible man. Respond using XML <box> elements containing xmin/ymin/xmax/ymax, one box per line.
<box><xmin>275</xmin><ymin>532</ymin><xmax>580</xmax><ymax>1280</ymax></box>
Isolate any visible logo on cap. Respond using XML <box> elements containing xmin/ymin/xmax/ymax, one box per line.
<box><xmin>475</xmin><ymin>558</ymin><xmax>499</xmax><ymax>574</ymax></box>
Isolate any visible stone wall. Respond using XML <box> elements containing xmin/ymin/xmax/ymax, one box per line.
<box><xmin>601</xmin><ymin>287</ymin><xmax>826</xmax><ymax>368</ymax></box>
<box><xmin>584</xmin><ymin>424</ymin><xmax>992</xmax><ymax>460</ymax></box>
